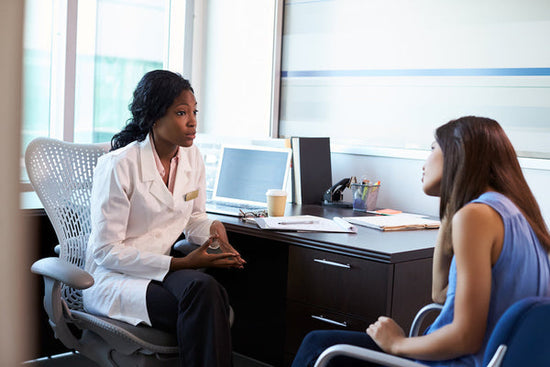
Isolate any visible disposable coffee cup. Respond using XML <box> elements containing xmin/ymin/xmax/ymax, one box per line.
<box><xmin>266</xmin><ymin>189</ymin><xmax>287</xmax><ymax>217</ymax></box>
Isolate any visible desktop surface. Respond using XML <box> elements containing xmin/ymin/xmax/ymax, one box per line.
<box><xmin>209</xmin><ymin>203</ymin><xmax>437</xmax><ymax>262</ymax></box>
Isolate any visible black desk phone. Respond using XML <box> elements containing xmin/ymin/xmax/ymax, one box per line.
<box><xmin>322</xmin><ymin>177</ymin><xmax>353</xmax><ymax>208</ymax></box>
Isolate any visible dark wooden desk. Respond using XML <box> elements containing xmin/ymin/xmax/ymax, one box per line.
<box><xmin>207</xmin><ymin>204</ymin><xmax>437</xmax><ymax>366</ymax></box>
<box><xmin>23</xmin><ymin>192</ymin><xmax>437</xmax><ymax>366</ymax></box>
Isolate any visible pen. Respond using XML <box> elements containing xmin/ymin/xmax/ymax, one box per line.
<box><xmin>333</xmin><ymin>217</ymin><xmax>358</xmax><ymax>233</ymax></box>
<box><xmin>278</xmin><ymin>220</ymin><xmax>317</xmax><ymax>225</ymax></box>
<box><xmin>366</xmin><ymin>210</ymin><xmax>391</xmax><ymax>216</ymax></box>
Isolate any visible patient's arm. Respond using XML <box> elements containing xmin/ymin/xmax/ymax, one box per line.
<box><xmin>432</xmin><ymin>225</ymin><xmax>452</xmax><ymax>304</ymax></box>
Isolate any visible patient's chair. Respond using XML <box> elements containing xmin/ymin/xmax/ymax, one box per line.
<box><xmin>314</xmin><ymin>297</ymin><xmax>550</xmax><ymax>367</ymax></box>
<box><xmin>26</xmin><ymin>137</ymin><xmax>180</xmax><ymax>366</ymax></box>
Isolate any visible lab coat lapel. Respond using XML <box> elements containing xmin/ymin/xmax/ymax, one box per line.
<box><xmin>139</xmin><ymin>137</ymin><xmax>174</xmax><ymax>208</ymax></box>
<box><xmin>172</xmin><ymin>146</ymin><xmax>193</xmax><ymax>207</ymax></box>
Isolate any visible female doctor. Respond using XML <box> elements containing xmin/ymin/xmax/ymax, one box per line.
<box><xmin>83</xmin><ymin>70</ymin><xmax>245</xmax><ymax>367</ymax></box>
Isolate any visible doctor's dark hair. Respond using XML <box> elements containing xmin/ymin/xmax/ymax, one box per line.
<box><xmin>435</xmin><ymin>116</ymin><xmax>550</xmax><ymax>252</ymax></box>
<box><xmin>110</xmin><ymin>70</ymin><xmax>194</xmax><ymax>151</ymax></box>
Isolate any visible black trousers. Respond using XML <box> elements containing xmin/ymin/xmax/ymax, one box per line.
<box><xmin>146</xmin><ymin>269</ymin><xmax>232</xmax><ymax>367</ymax></box>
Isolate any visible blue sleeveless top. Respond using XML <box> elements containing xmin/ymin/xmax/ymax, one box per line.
<box><xmin>420</xmin><ymin>192</ymin><xmax>550</xmax><ymax>367</ymax></box>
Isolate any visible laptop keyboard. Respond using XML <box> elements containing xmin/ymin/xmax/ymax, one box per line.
<box><xmin>205</xmin><ymin>201</ymin><xmax>266</xmax><ymax>216</ymax></box>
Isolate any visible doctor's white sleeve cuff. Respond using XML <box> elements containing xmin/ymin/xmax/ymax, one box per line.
<box><xmin>184</xmin><ymin>215</ymin><xmax>213</xmax><ymax>245</ymax></box>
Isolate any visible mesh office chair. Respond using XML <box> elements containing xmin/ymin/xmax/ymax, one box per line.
<box><xmin>26</xmin><ymin>137</ymin><xmax>180</xmax><ymax>367</ymax></box>
<box><xmin>314</xmin><ymin>297</ymin><xmax>550</xmax><ymax>367</ymax></box>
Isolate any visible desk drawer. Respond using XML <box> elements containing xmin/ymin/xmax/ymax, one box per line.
<box><xmin>287</xmin><ymin>246</ymin><xmax>391</xmax><ymax>318</ymax></box>
<box><xmin>284</xmin><ymin>300</ymin><xmax>371</xmax><ymax>356</ymax></box>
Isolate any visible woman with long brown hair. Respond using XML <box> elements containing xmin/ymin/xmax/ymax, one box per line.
<box><xmin>291</xmin><ymin>116</ymin><xmax>550</xmax><ymax>367</ymax></box>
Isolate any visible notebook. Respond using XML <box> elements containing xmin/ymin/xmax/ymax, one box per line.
<box><xmin>205</xmin><ymin>144</ymin><xmax>292</xmax><ymax>216</ymax></box>
<box><xmin>344</xmin><ymin>213</ymin><xmax>440</xmax><ymax>231</ymax></box>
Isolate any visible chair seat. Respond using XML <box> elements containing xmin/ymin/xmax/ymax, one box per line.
<box><xmin>71</xmin><ymin>310</ymin><xmax>179</xmax><ymax>355</ymax></box>
<box><xmin>26</xmin><ymin>137</ymin><xmax>182</xmax><ymax>366</ymax></box>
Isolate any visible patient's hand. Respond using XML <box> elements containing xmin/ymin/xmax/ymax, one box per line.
<box><xmin>366</xmin><ymin>316</ymin><xmax>406</xmax><ymax>355</ymax></box>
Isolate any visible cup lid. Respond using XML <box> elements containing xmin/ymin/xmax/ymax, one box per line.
<box><xmin>266</xmin><ymin>189</ymin><xmax>286</xmax><ymax>196</ymax></box>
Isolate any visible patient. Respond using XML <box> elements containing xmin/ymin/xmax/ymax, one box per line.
<box><xmin>291</xmin><ymin>116</ymin><xmax>550</xmax><ymax>366</ymax></box>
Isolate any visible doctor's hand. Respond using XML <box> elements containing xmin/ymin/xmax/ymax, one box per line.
<box><xmin>171</xmin><ymin>236</ymin><xmax>245</xmax><ymax>270</ymax></box>
<box><xmin>209</xmin><ymin>220</ymin><xmax>246</xmax><ymax>265</ymax></box>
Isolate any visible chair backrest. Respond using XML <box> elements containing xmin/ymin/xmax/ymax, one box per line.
<box><xmin>25</xmin><ymin>137</ymin><xmax>108</xmax><ymax>310</ymax></box>
<box><xmin>483</xmin><ymin>296</ymin><xmax>550</xmax><ymax>367</ymax></box>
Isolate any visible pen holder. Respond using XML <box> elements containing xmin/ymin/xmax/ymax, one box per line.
<box><xmin>351</xmin><ymin>183</ymin><xmax>380</xmax><ymax>211</ymax></box>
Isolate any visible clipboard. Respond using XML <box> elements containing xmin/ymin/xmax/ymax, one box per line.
<box><xmin>254</xmin><ymin>215</ymin><xmax>357</xmax><ymax>233</ymax></box>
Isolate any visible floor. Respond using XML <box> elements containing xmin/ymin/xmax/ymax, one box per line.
<box><xmin>22</xmin><ymin>352</ymin><xmax>272</xmax><ymax>367</ymax></box>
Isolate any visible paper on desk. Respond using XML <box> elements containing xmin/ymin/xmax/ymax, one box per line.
<box><xmin>255</xmin><ymin>215</ymin><xmax>357</xmax><ymax>233</ymax></box>
<box><xmin>344</xmin><ymin>213</ymin><xmax>440</xmax><ymax>231</ymax></box>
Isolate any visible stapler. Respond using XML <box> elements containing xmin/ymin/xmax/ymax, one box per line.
<box><xmin>322</xmin><ymin>177</ymin><xmax>353</xmax><ymax>208</ymax></box>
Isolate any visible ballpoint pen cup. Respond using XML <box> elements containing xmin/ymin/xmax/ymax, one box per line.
<box><xmin>351</xmin><ymin>183</ymin><xmax>380</xmax><ymax>211</ymax></box>
<box><xmin>266</xmin><ymin>189</ymin><xmax>287</xmax><ymax>217</ymax></box>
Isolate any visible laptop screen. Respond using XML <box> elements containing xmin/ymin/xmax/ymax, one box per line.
<box><xmin>212</xmin><ymin>145</ymin><xmax>292</xmax><ymax>206</ymax></box>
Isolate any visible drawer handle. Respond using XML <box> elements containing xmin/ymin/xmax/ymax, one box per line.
<box><xmin>311</xmin><ymin>315</ymin><xmax>348</xmax><ymax>327</ymax></box>
<box><xmin>313</xmin><ymin>258</ymin><xmax>351</xmax><ymax>269</ymax></box>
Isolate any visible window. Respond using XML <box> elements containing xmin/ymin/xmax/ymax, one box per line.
<box><xmin>22</xmin><ymin>0</ymin><xmax>56</xmax><ymax>152</ymax></box>
<box><xmin>279</xmin><ymin>0</ymin><xmax>550</xmax><ymax>160</ymax></box>
<box><xmin>195</xmin><ymin>0</ymin><xmax>278</xmax><ymax>138</ymax></box>
<box><xmin>189</xmin><ymin>0</ymin><xmax>280</xmax><ymax>193</ymax></box>
<box><xmin>22</xmin><ymin>0</ymin><xmax>189</xmax><ymax>156</ymax></box>
<box><xmin>73</xmin><ymin>0</ymin><xmax>167</xmax><ymax>143</ymax></box>
<box><xmin>22</xmin><ymin>0</ymin><xmax>191</xmax><ymax>182</ymax></box>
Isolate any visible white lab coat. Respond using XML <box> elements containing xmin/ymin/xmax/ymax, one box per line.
<box><xmin>83</xmin><ymin>135</ymin><xmax>213</xmax><ymax>326</ymax></box>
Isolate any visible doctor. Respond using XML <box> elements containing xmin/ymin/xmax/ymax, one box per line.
<box><xmin>83</xmin><ymin>70</ymin><xmax>245</xmax><ymax>367</ymax></box>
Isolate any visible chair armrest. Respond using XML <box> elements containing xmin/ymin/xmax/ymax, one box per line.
<box><xmin>486</xmin><ymin>345</ymin><xmax>507</xmax><ymax>367</ymax></box>
<box><xmin>173</xmin><ymin>239</ymin><xmax>197</xmax><ymax>256</ymax></box>
<box><xmin>409</xmin><ymin>303</ymin><xmax>443</xmax><ymax>337</ymax></box>
<box><xmin>31</xmin><ymin>257</ymin><xmax>94</xmax><ymax>351</ymax></box>
<box><xmin>31</xmin><ymin>257</ymin><xmax>94</xmax><ymax>290</ymax></box>
<box><xmin>314</xmin><ymin>344</ymin><xmax>427</xmax><ymax>367</ymax></box>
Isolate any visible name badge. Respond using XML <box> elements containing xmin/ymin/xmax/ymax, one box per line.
<box><xmin>184</xmin><ymin>189</ymin><xmax>199</xmax><ymax>202</ymax></box>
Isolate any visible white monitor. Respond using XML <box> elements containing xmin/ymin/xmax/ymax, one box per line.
<box><xmin>211</xmin><ymin>145</ymin><xmax>292</xmax><ymax>206</ymax></box>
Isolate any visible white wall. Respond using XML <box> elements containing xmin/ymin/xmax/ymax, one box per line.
<box><xmin>523</xmin><ymin>168</ymin><xmax>550</xmax><ymax>225</ymax></box>
<box><xmin>0</xmin><ymin>0</ymin><xmax>32</xmax><ymax>364</ymax></box>
<box><xmin>332</xmin><ymin>153</ymin><xmax>550</xmax><ymax>224</ymax></box>
<box><xmin>332</xmin><ymin>153</ymin><xmax>439</xmax><ymax>217</ymax></box>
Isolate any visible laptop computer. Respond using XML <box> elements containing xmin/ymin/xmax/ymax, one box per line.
<box><xmin>205</xmin><ymin>144</ymin><xmax>292</xmax><ymax>216</ymax></box>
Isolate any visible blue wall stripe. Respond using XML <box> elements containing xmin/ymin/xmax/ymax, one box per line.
<box><xmin>281</xmin><ymin>68</ymin><xmax>550</xmax><ymax>78</ymax></box>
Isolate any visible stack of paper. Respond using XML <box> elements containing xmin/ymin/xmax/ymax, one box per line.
<box><xmin>344</xmin><ymin>213</ymin><xmax>440</xmax><ymax>231</ymax></box>
<box><xmin>255</xmin><ymin>215</ymin><xmax>357</xmax><ymax>233</ymax></box>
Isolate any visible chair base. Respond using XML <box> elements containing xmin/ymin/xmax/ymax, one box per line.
<box><xmin>78</xmin><ymin>330</ymin><xmax>179</xmax><ymax>367</ymax></box>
